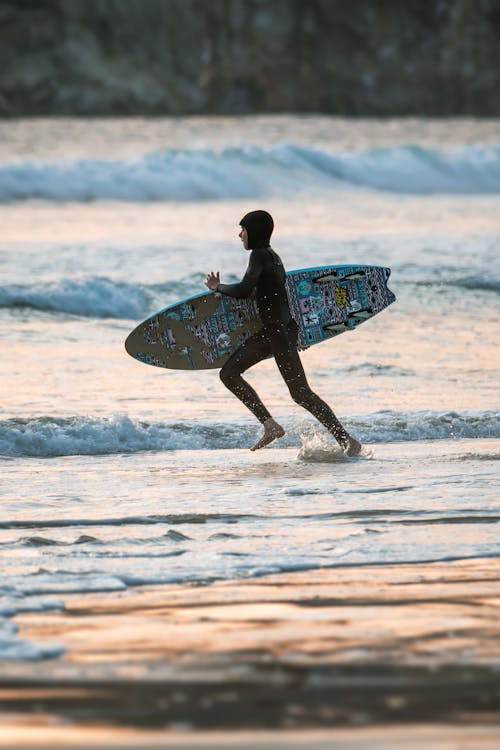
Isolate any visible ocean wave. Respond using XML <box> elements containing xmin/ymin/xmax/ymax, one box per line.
<box><xmin>1</xmin><ymin>142</ymin><xmax>499</xmax><ymax>202</ymax></box>
<box><xmin>0</xmin><ymin>513</ymin><xmax>254</xmax><ymax>530</ymax></box>
<box><xmin>1</xmin><ymin>410</ymin><xmax>498</xmax><ymax>458</ymax></box>
<box><xmin>450</xmin><ymin>277</ymin><xmax>500</xmax><ymax>293</ymax></box>
<box><xmin>0</xmin><ymin>276</ymin><xmax>150</xmax><ymax>319</ymax></box>
<box><xmin>15</xmin><ymin>534</ymin><xmax>102</xmax><ymax>547</ymax></box>
<box><xmin>0</xmin><ymin>275</ymin><xmax>210</xmax><ymax>318</ymax></box>
<box><xmin>407</xmin><ymin>276</ymin><xmax>500</xmax><ymax>294</ymax></box>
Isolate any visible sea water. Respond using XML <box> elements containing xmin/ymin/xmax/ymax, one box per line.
<box><xmin>0</xmin><ymin>116</ymin><xmax>499</xmax><ymax>660</ymax></box>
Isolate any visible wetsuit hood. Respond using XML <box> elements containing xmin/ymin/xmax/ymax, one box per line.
<box><xmin>240</xmin><ymin>210</ymin><xmax>274</xmax><ymax>249</ymax></box>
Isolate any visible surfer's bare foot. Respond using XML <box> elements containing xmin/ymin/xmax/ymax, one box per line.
<box><xmin>343</xmin><ymin>436</ymin><xmax>363</xmax><ymax>456</ymax></box>
<box><xmin>250</xmin><ymin>418</ymin><xmax>285</xmax><ymax>451</ymax></box>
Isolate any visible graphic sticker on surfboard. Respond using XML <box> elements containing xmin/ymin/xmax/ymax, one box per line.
<box><xmin>125</xmin><ymin>264</ymin><xmax>396</xmax><ymax>371</ymax></box>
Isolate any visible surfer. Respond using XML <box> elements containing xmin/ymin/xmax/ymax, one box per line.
<box><xmin>205</xmin><ymin>210</ymin><xmax>362</xmax><ymax>455</ymax></box>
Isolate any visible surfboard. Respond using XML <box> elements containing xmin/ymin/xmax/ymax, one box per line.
<box><xmin>125</xmin><ymin>264</ymin><xmax>396</xmax><ymax>370</ymax></box>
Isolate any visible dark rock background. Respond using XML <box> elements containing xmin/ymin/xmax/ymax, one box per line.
<box><xmin>1</xmin><ymin>0</ymin><xmax>499</xmax><ymax>117</ymax></box>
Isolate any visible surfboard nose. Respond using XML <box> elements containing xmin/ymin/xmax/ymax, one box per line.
<box><xmin>383</xmin><ymin>268</ymin><xmax>397</xmax><ymax>304</ymax></box>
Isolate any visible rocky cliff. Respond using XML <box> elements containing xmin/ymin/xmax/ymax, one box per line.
<box><xmin>1</xmin><ymin>0</ymin><xmax>499</xmax><ymax>116</ymax></box>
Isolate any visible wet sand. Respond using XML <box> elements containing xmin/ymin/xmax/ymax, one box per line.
<box><xmin>1</xmin><ymin>558</ymin><xmax>499</xmax><ymax>747</ymax></box>
<box><xmin>1</xmin><ymin>724</ymin><xmax>500</xmax><ymax>749</ymax></box>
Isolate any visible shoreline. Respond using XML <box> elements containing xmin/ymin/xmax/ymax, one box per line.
<box><xmin>1</xmin><ymin>557</ymin><xmax>499</xmax><ymax>739</ymax></box>
<box><xmin>0</xmin><ymin>725</ymin><xmax>500</xmax><ymax>750</ymax></box>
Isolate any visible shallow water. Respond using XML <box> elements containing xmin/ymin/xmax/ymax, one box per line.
<box><xmin>0</xmin><ymin>116</ymin><xmax>499</xmax><ymax>660</ymax></box>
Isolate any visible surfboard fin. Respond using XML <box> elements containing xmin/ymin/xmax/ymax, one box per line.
<box><xmin>323</xmin><ymin>322</ymin><xmax>350</xmax><ymax>333</ymax></box>
<box><xmin>313</xmin><ymin>271</ymin><xmax>339</xmax><ymax>284</ymax></box>
<box><xmin>339</xmin><ymin>270</ymin><xmax>366</xmax><ymax>281</ymax></box>
<box><xmin>314</xmin><ymin>269</ymin><xmax>367</xmax><ymax>285</ymax></box>
<box><xmin>347</xmin><ymin>307</ymin><xmax>373</xmax><ymax>320</ymax></box>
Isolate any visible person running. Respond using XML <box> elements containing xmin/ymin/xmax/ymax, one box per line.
<box><xmin>205</xmin><ymin>210</ymin><xmax>362</xmax><ymax>455</ymax></box>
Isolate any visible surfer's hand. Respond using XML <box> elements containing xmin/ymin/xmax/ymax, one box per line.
<box><xmin>205</xmin><ymin>271</ymin><xmax>220</xmax><ymax>291</ymax></box>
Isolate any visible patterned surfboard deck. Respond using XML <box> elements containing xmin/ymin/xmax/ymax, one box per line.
<box><xmin>125</xmin><ymin>265</ymin><xmax>396</xmax><ymax>370</ymax></box>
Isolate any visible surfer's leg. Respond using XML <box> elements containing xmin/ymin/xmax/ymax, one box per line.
<box><xmin>220</xmin><ymin>330</ymin><xmax>271</xmax><ymax>422</ymax></box>
<box><xmin>272</xmin><ymin>325</ymin><xmax>362</xmax><ymax>454</ymax></box>
<box><xmin>220</xmin><ymin>330</ymin><xmax>285</xmax><ymax>450</ymax></box>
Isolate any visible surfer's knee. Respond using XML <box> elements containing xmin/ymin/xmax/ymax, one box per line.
<box><xmin>219</xmin><ymin>366</ymin><xmax>231</xmax><ymax>387</ymax></box>
<box><xmin>220</xmin><ymin>364</ymin><xmax>238</xmax><ymax>388</ymax></box>
<box><xmin>289</xmin><ymin>383</ymin><xmax>312</xmax><ymax>408</ymax></box>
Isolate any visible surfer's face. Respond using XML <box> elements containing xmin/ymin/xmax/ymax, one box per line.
<box><xmin>239</xmin><ymin>226</ymin><xmax>249</xmax><ymax>250</ymax></box>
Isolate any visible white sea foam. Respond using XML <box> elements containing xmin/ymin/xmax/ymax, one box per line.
<box><xmin>0</xmin><ymin>618</ymin><xmax>65</xmax><ymax>660</ymax></box>
<box><xmin>9</xmin><ymin>573</ymin><xmax>128</xmax><ymax>596</ymax></box>
<box><xmin>0</xmin><ymin>594</ymin><xmax>64</xmax><ymax>618</ymax></box>
<box><xmin>0</xmin><ymin>596</ymin><xmax>65</xmax><ymax>660</ymax></box>
<box><xmin>1</xmin><ymin>143</ymin><xmax>499</xmax><ymax>202</ymax></box>
<box><xmin>1</xmin><ymin>411</ymin><xmax>498</xmax><ymax>458</ymax></box>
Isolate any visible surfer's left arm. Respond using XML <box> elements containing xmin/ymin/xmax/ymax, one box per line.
<box><xmin>206</xmin><ymin>250</ymin><xmax>263</xmax><ymax>298</ymax></box>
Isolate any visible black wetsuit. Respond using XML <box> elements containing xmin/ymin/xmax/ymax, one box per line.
<box><xmin>217</xmin><ymin>246</ymin><xmax>350</xmax><ymax>447</ymax></box>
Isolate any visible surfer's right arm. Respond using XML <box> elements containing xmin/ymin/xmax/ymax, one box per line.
<box><xmin>205</xmin><ymin>271</ymin><xmax>220</xmax><ymax>291</ymax></box>
<box><xmin>214</xmin><ymin>250</ymin><xmax>263</xmax><ymax>299</ymax></box>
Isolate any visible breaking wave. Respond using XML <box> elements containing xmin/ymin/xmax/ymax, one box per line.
<box><xmin>0</xmin><ymin>277</ymin><xmax>150</xmax><ymax>319</ymax></box>
<box><xmin>0</xmin><ymin>276</ymin><xmax>205</xmax><ymax>319</ymax></box>
<box><xmin>1</xmin><ymin>142</ymin><xmax>499</xmax><ymax>202</ymax></box>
